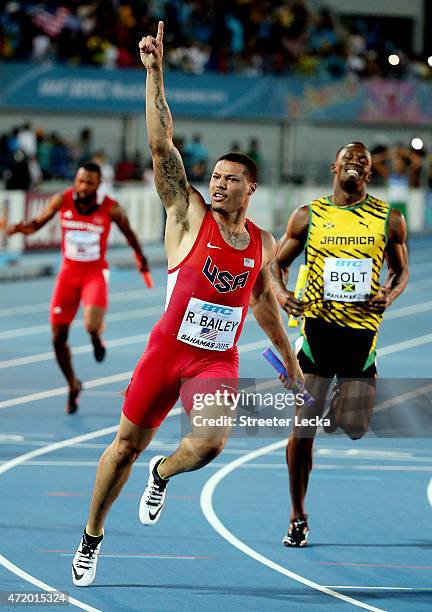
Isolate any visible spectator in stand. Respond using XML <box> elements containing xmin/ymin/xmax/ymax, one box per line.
<box><xmin>36</xmin><ymin>130</ymin><xmax>53</xmax><ymax>180</ymax></box>
<box><xmin>184</xmin><ymin>134</ymin><xmax>208</xmax><ymax>181</ymax></box>
<box><xmin>7</xmin><ymin>128</ymin><xmax>20</xmax><ymax>155</ymax></box>
<box><xmin>28</xmin><ymin>155</ymin><xmax>43</xmax><ymax>189</ymax></box>
<box><xmin>0</xmin><ymin>1</ymin><xmax>427</xmax><ymax>80</ymax></box>
<box><xmin>92</xmin><ymin>150</ymin><xmax>115</xmax><ymax>197</ymax></box>
<box><xmin>115</xmin><ymin>156</ymin><xmax>136</xmax><ymax>182</ymax></box>
<box><xmin>247</xmin><ymin>138</ymin><xmax>262</xmax><ymax>174</ymax></box>
<box><xmin>17</xmin><ymin>123</ymin><xmax>37</xmax><ymax>157</ymax></box>
<box><xmin>133</xmin><ymin>150</ymin><xmax>144</xmax><ymax>180</ymax></box>
<box><xmin>373</xmin><ymin>145</ymin><xmax>423</xmax><ymax>189</ymax></box>
<box><xmin>142</xmin><ymin>159</ymin><xmax>154</xmax><ymax>186</ymax></box>
<box><xmin>77</xmin><ymin>127</ymin><xmax>93</xmax><ymax>165</ymax></box>
<box><xmin>230</xmin><ymin>141</ymin><xmax>242</xmax><ymax>154</ymax></box>
<box><xmin>4</xmin><ymin>150</ymin><xmax>31</xmax><ymax>190</ymax></box>
<box><xmin>50</xmin><ymin>133</ymin><xmax>73</xmax><ymax>179</ymax></box>
<box><xmin>0</xmin><ymin>134</ymin><xmax>13</xmax><ymax>177</ymax></box>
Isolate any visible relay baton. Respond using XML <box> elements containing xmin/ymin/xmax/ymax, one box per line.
<box><xmin>288</xmin><ymin>264</ymin><xmax>309</xmax><ymax>328</ymax></box>
<box><xmin>134</xmin><ymin>253</ymin><xmax>153</xmax><ymax>288</ymax></box>
<box><xmin>142</xmin><ymin>271</ymin><xmax>154</xmax><ymax>288</ymax></box>
<box><xmin>262</xmin><ymin>348</ymin><xmax>315</xmax><ymax>407</ymax></box>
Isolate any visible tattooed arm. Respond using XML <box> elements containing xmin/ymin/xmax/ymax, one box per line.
<box><xmin>139</xmin><ymin>21</ymin><xmax>201</xmax><ymax>224</ymax></box>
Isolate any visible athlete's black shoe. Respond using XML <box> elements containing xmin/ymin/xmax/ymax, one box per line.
<box><xmin>282</xmin><ymin>517</ymin><xmax>309</xmax><ymax>547</ymax></box>
<box><xmin>139</xmin><ymin>455</ymin><xmax>169</xmax><ymax>525</ymax></box>
<box><xmin>92</xmin><ymin>336</ymin><xmax>106</xmax><ymax>363</ymax></box>
<box><xmin>66</xmin><ymin>380</ymin><xmax>82</xmax><ymax>414</ymax></box>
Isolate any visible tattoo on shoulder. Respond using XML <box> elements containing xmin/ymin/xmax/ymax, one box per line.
<box><xmin>155</xmin><ymin>148</ymin><xmax>188</xmax><ymax>203</ymax></box>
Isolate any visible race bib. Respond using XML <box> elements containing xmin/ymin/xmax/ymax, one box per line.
<box><xmin>178</xmin><ymin>297</ymin><xmax>243</xmax><ymax>351</ymax></box>
<box><xmin>323</xmin><ymin>257</ymin><xmax>372</xmax><ymax>302</ymax></box>
<box><xmin>65</xmin><ymin>230</ymin><xmax>101</xmax><ymax>262</ymax></box>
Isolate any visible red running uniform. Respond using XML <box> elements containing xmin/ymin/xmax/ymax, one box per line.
<box><xmin>50</xmin><ymin>188</ymin><xmax>116</xmax><ymax>325</ymax></box>
<box><xmin>123</xmin><ymin>209</ymin><xmax>263</xmax><ymax>428</ymax></box>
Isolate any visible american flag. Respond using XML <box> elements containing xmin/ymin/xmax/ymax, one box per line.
<box><xmin>199</xmin><ymin>327</ymin><xmax>218</xmax><ymax>341</ymax></box>
<box><xmin>33</xmin><ymin>6</ymin><xmax>70</xmax><ymax>38</ymax></box>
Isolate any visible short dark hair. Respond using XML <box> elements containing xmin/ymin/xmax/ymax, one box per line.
<box><xmin>80</xmin><ymin>162</ymin><xmax>101</xmax><ymax>177</ymax></box>
<box><xmin>216</xmin><ymin>152</ymin><xmax>258</xmax><ymax>183</ymax></box>
<box><xmin>335</xmin><ymin>142</ymin><xmax>369</xmax><ymax>159</ymax></box>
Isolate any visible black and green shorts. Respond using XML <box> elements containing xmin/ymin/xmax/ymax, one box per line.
<box><xmin>297</xmin><ymin>317</ymin><xmax>377</xmax><ymax>379</ymax></box>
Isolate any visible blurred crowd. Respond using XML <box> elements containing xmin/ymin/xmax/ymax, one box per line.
<box><xmin>0</xmin><ymin>124</ymin><xmax>137</xmax><ymax>190</ymax></box>
<box><xmin>0</xmin><ymin>122</ymin><xmax>269</xmax><ymax>190</ymax></box>
<box><xmin>1</xmin><ymin>0</ymin><xmax>430</xmax><ymax>79</ymax></box>
<box><xmin>2</xmin><ymin>121</ymin><xmax>431</xmax><ymax>192</ymax></box>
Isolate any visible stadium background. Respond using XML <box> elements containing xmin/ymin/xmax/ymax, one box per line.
<box><xmin>1</xmin><ymin>0</ymin><xmax>432</xmax><ymax>253</ymax></box>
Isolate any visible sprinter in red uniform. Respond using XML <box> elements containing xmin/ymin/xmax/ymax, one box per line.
<box><xmin>7</xmin><ymin>162</ymin><xmax>149</xmax><ymax>413</ymax></box>
<box><xmin>71</xmin><ymin>22</ymin><xmax>303</xmax><ymax>587</ymax></box>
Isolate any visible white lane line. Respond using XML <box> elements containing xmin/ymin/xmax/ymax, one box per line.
<box><xmin>0</xmin><ymin>306</ymin><xmax>162</xmax><ymax>340</ymax></box>
<box><xmin>373</xmin><ymin>382</ymin><xmax>432</xmax><ymax>411</ymax></box>
<box><xmin>0</xmin><ymin>556</ymin><xmax>101</xmax><ymax>612</ymax></box>
<box><xmin>0</xmin><ymin>413</ymin><xmax>181</xmax><ymax>609</ymax></box>
<box><xmin>0</xmin><ymin>333</ymin><xmax>150</xmax><ymax>369</ymax></box>
<box><xmin>0</xmin><ymin>426</ymin><xmax>119</xmax><ymax>475</ymax></box>
<box><xmin>1</xmin><ymin>293</ymin><xmax>430</xmax><ymax>369</ymax></box>
<box><xmin>377</xmin><ymin>333</ymin><xmax>432</xmax><ymax>356</ymax></box>
<box><xmin>0</xmin><ymin>372</ymin><xmax>132</xmax><ymax>410</ymax></box>
<box><xmin>384</xmin><ymin>301</ymin><xmax>432</xmax><ymax>320</ymax></box>
<box><xmin>3</xmin><ymin>461</ymin><xmax>431</xmax><ymax>472</ymax></box>
<box><xmin>200</xmin><ymin>439</ymin><xmax>385</xmax><ymax>612</ymax></box>
<box><xmin>59</xmin><ymin>554</ymin><xmax>205</xmax><ymax>560</ymax></box>
<box><xmin>1</xmin><ymin>259</ymin><xmax>429</xmax><ymax>320</ymax></box>
<box><xmin>0</xmin><ymin>426</ymin><xmax>119</xmax><ymax>612</ymax></box>
<box><xmin>2</xmin><ymin>279</ymin><xmax>431</xmax><ymax>341</ymax></box>
<box><xmin>427</xmin><ymin>478</ymin><xmax>432</xmax><ymax>509</ymax></box>
<box><xmin>0</xmin><ymin>311</ymin><xmax>263</xmax><ymax>370</ymax></box>
<box><xmin>326</xmin><ymin>586</ymin><xmax>429</xmax><ymax>591</ymax></box>
<box><xmin>1</xmin><ymin>329</ymin><xmax>430</xmax><ymax>410</ymax></box>
<box><xmin>0</xmin><ymin>287</ymin><xmax>165</xmax><ymax>318</ymax></box>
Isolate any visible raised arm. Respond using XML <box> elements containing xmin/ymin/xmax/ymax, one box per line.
<box><xmin>250</xmin><ymin>230</ymin><xmax>303</xmax><ymax>386</ymax></box>
<box><xmin>6</xmin><ymin>192</ymin><xmax>62</xmax><ymax>236</ymax></box>
<box><xmin>139</xmin><ymin>22</ymin><xmax>190</xmax><ymax>212</ymax></box>
<box><xmin>270</xmin><ymin>205</ymin><xmax>309</xmax><ymax>317</ymax></box>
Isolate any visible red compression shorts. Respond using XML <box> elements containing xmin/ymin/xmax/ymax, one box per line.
<box><xmin>122</xmin><ymin>323</ymin><xmax>239</xmax><ymax>429</ymax></box>
<box><xmin>50</xmin><ymin>265</ymin><xmax>109</xmax><ymax>325</ymax></box>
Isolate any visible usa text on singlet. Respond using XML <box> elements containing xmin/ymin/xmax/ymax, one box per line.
<box><xmin>158</xmin><ymin>209</ymin><xmax>263</xmax><ymax>351</ymax></box>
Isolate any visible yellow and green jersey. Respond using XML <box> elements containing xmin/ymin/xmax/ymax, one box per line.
<box><xmin>303</xmin><ymin>194</ymin><xmax>390</xmax><ymax>332</ymax></box>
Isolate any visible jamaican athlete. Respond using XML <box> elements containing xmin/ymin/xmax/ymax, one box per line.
<box><xmin>271</xmin><ymin>142</ymin><xmax>409</xmax><ymax>547</ymax></box>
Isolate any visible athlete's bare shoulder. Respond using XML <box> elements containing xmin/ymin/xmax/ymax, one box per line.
<box><xmin>279</xmin><ymin>204</ymin><xmax>310</xmax><ymax>246</ymax></box>
<box><xmin>46</xmin><ymin>191</ymin><xmax>64</xmax><ymax>213</ymax></box>
<box><xmin>386</xmin><ymin>207</ymin><xmax>407</xmax><ymax>242</ymax></box>
<box><xmin>259</xmin><ymin>228</ymin><xmax>277</xmax><ymax>263</ymax></box>
<box><xmin>287</xmin><ymin>204</ymin><xmax>310</xmax><ymax>234</ymax></box>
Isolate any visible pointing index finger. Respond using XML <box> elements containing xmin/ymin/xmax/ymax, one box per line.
<box><xmin>156</xmin><ymin>20</ymin><xmax>164</xmax><ymax>45</ymax></box>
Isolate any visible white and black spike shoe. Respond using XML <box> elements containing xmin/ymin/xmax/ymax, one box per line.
<box><xmin>139</xmin><ymin>455</ymin><xmax>169</xmax><ymax>526</ymax></box>
<box><xmin>72</xmin><ymin>530</ymin><xmax>103</xmax><ymax>587</ymax></box>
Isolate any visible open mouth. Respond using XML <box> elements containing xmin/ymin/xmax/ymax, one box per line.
<box><xmin>345</xmin><ymin>167</ymin><xmax>361</xmax><ymax>179</ymax></box>
<box><xmin>213</xmin><ymin>192</ymin><xmax>226</xmax><ymax>201</ymax></box>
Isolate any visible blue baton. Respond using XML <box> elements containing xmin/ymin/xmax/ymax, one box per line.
<box><xmin>262</xmin><ymin>348</ymin><xmax>315</xmax><ymax>407</ymax></box>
